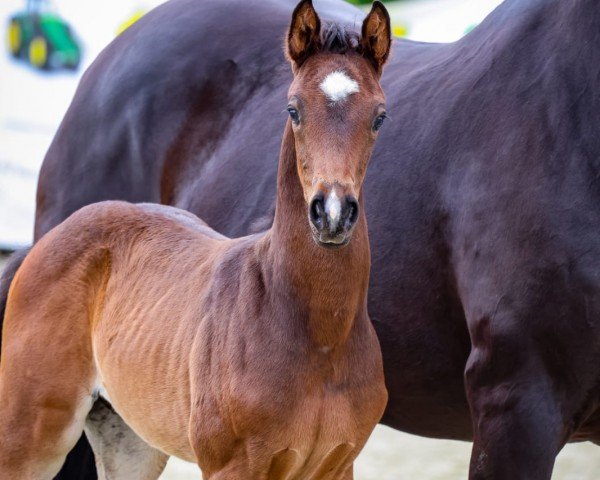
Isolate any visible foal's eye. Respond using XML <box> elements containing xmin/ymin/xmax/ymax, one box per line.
<box><xmin>372</xmin><ymin>113</ymin><xmax>387</xmax><ymax>132</ymax></box>
<box><xmin>287</xmin><ymin>106</ymin><xmax>300</xmax><ymax>125</ymax></box>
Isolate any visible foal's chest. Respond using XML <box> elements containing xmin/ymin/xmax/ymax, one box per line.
<box><xmin>193</xmin><ymin>348</ymin><xmax>386</xmax><ymax>479</ymax></box>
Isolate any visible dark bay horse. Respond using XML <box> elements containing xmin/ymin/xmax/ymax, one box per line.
<box><xmin>0</xmin><ymin>2</ymin><xmax>391</xmax><ymax>478</ymax></box>
<box><xmin>2</xmin><ymin>0</ymin><xmax>600</xmax><ymax>478</ymax></box>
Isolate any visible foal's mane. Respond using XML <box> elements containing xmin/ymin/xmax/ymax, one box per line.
<box><xmin>319</xmin><ymin>22</ymin><xmax>361</xmax><ymax>54</ymax></box>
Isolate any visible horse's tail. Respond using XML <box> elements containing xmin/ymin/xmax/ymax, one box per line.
<box><xmin>0</xmin><ymin>248</ymin><xmax>32</xmax><ymax>349</ymax></box>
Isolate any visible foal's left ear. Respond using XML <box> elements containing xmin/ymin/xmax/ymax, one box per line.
<box><xmin>361</xmin><ymin>1</ymin><xmax>392</xmax><ymax>75</ymax></box>
<box><xmin>287</xmin><ymin>0</ymin><xmax>322</xmax><ymax>72</ymax></box>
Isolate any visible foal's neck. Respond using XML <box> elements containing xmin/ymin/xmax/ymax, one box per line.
<box><xmin>265</xmin><ymin>123</ymin><xmax>371</xmax><ymax>347</ymax></box>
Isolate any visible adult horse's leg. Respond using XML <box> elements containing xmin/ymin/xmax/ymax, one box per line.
<box><xmin>84</xmin><ymin>399</ymin><xmax>169</xmax><ymax>479</ymax></box>
<box><xmin>462</xmin><ymin>292</ymin><xmax>598</xmax><ymax>479</ymax></box>
<box><xmin>54</xmin><ymin>438</ymin><xmax>98</xmax><ymax>480</ymax></box>
<box><xmin>464</xmin><ymin>326</ymin><xmax>562</xmax><ymax>479</ymax></box>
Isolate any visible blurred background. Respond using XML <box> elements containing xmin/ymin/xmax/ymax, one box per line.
<box><xmin>0</xmin><ymin>0</ymin><xmax>598</xmax><ymax>478</ymax></box>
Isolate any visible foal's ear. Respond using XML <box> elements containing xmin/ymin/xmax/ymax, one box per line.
<box><xmin>287</xmin><ymin>0</ymin><xmax>321</xmax><ymax>71</ymax></box>
<box><xmin>361</xmin><ymin>1</ymin><xmax>392</xmax><ymax>75</ymax></box>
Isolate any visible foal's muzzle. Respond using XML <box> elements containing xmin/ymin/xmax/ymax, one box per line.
<box><xmin>309</xmin><ymin>186</ymin><xmax>359</xmax><ymax>248</ymax></box>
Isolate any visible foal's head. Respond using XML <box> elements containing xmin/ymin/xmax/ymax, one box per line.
<box><xmin>285</xmin><ymin>0</ymin><xmax>391</xmax><ymax>248</ymax></box>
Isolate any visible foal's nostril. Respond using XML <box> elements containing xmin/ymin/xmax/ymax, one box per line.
<box><xmin>310</xmin><ymin>191</ymin><xmax>358</xmax><ymax>240</ymax></box>
<box><xmin>342</xmin><ymin>196</ymin><xmax>359</xmax><ymax>229</ymax></box>
<box><xmin>310</xmin><ymin>194</ymin><xmax>326</xmax><ymax>229</ymax></box>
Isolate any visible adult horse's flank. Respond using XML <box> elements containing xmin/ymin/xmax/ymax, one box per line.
<box><xmin>0</xmin><ymin>2</ymin><xmax>391</xmax><ymax>478</ymax></box>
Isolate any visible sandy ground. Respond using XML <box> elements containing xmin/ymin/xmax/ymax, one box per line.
<box><xmin>0</xmin><ymin>255</ymin><xmax>597</xmax><ymax>478</ymax></box>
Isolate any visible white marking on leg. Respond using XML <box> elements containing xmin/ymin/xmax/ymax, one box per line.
<box><xmin>325</xmin><ymin>191</ymin><xmax>341</xmax><ymax>230</ymax></box>
<box><xmin>320</xmin><ymin>71</ymin><xmax>359</xmax><ymax>103</ymax></box>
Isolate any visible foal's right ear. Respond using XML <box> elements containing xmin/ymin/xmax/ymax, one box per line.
<box><xmin>286</xmin><ymin>0</ymin><xmax>321</xmax><ymax>72</ymax></box>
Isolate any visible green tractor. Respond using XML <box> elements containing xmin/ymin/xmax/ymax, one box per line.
<box><xmin>7</xmin><ymin>0</ymin><xmax>81</xmax><ymax>71</ymax></box>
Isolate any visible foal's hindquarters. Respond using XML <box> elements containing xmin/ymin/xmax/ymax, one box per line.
<box><xmin>0</xmin><ymin>202</ymin><xmax>386</xmax><ymax>479</ymax></box>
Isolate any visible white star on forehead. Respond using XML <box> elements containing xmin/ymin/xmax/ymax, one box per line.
<box><xmin>319</xmin><ymin>70</ymin><xmax>359</xmax><ymax>103</ymax></box>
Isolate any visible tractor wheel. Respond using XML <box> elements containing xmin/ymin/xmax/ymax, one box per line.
<box><xmin>29</xmin><ymin>35</ymin><xmax>49</xmax><ymax>70</ymax></box>
<box><xmin>7</xmin><ymin>20</ymin><xmax>22</xmax><ymax>58</ymax></box>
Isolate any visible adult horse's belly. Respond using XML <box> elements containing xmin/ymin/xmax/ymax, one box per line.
<box><xmin>357</xmin><ymin>196</ymin><xmax>474</xmax><ymax>440</ymax></box>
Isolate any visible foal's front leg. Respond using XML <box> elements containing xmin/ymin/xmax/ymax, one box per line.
<box><xmin>340</xmin><ymin>465</ymin><xmax>354</xmax><ymax>480</ymax></box>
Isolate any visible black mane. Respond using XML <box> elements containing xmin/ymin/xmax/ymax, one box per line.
<box><xmin>319</xmin><ymin>22</ymin><xmax>360</xmax><ymax>54</ymax></box>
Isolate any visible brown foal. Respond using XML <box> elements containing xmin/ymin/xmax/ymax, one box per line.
<box><xmin>0</xmin><ymin>1</ymin><xmax>392</xmax><ymax>478</ymax></box>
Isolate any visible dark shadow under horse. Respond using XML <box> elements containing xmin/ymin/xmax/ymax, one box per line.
<box><xmin>2</xmin><ymin>0</ymin><xmax>599</xmax><ymax>478</ymax></box>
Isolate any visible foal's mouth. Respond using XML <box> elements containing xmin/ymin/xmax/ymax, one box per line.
<box><xmin>312</xmin><ymin>230</ymin><xmax>352</xmax><ymax>249</ymax></box>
